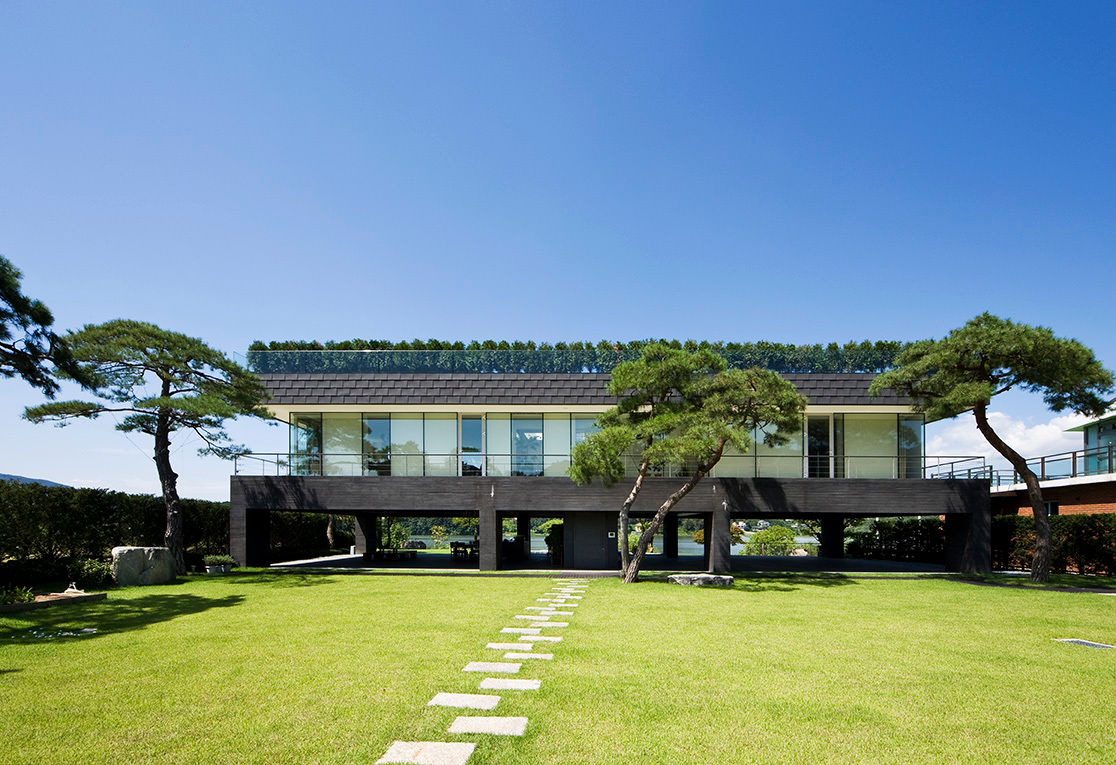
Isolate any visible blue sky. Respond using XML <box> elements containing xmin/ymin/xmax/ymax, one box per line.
<box><xmin>1</xmin><ymin>1</ymin><xmax>1113</xmax><ymax>499</ymax></box>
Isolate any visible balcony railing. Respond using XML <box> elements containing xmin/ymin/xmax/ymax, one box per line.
<box><xmin>233</xmin><ymin>452</ymin><xmax>986</xmax><ymax>480</ymax></box>
<box><xmin>958</xmin><ymin>444</ymin><xmax>1116</xmax><ymax>487</ymax></box>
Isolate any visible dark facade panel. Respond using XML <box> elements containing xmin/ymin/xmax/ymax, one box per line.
<box><xmin>231</xmin><ymin>475</ymin><xmax>985</xmax><ymax>516</ymax></box>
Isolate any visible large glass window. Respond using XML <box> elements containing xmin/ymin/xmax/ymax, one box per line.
<box><xmin>710</xmin><ymin>443</ymin><xmax>755</xmax><ymax>477</ymax></box>
<box><xmin>572</xmin><ymin>415</ymin><xmax>599</xmax><ymax>444</ymax></box>
<box><xmin>807</xmin><ymin>416</ymin><xmax>831</xmax><ymax>478</ymax></box>
<box><xmin>512</xmin><ymin>414</ymin><xmax>543</xmax><ymax>476</ymax></box>
<box><xmin>844</xmin><ymin>414</ymin><xmax>897</xmax><ymax>478</ymax></box>
<box><xmin>390</xmin><ymin>413</ymin><xmax>424</xmax><ymax>476</ymax></box>
<box><xmin>322</xmin><ymin>413</ymin><xmax>362</xmax><ymax>476</ymax></box>
<box><xmin>544</xmin><ymin>414</ymin><xmax>571</xmax><ymax>476</ymax></box>
<box><xmin>363</xmin><ymin>415</ymin><xmax>391</xmax><ymax>475</ymax></box>
<box><xmin>756</xmin><ymin>422</ymin><xmax>804</xmax><ymax>477</ymax></box>
<box><xmin>898</xmin><ymin>416</ymin><xmax>924</xmax><ymax>478</ymax></box>
<box><xmin>461</xmin><ymin>416</ymin><xmax>483</xmax><ymax>476</ymax></box>
<box><xmin>424</xmin><ymin>414</ymin><xmax>457</xmax><ymax>476</ymax></box>
<box><xmin>486</xmin><ymin>414</ymin><xmax>511</xmax><ymax>476</ymax></box>
<box><xmin>290</xmin><ymin>413</ymin><xmax>322</xmax><ymax>475</ymax></box>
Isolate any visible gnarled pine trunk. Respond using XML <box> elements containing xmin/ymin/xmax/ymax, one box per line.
<box><xmin>618</xmin><ymin>454</ymin><xmax>650</xmax><ymax>577</ymax></box>
<box><xmin>623</xmin><ymin>440</ymin><xmax>725</xmax><ymax>583</ymax></box>
<box><xmin>153</xmin><ymin>384</ymin><xmax>186</xmax><ymax>575</ymax></box>
<box><xmin>973</xmin><ymin>403</ymin><xmax>1050</xmax><ymax>582</ymax></box>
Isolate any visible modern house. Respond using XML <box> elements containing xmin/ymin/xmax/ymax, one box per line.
<box><xmin>990</xmin><ymin>411</ymin><xmax>1116</xmax><ymax>516</ymax></box>
<box><xmin>230</xmin><ymin>349</ymin><xmax>991</xmax><ymax>572</ymax></box>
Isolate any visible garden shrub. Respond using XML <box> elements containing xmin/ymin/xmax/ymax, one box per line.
<box><xmin>993</xmin><ymin>513</ymin><xmax>1116</xmax><ymax>575</ymax></box>
<box><xmin>744</xmin><ymin>526</ymin><xmax>797</xmax><ymax>556</ymax></box>
<box><xmin>66</xmin><ymin>558</ymin><xmax>114</xmax><ymax>589</ymax></box>
<box><xmin>846</xmin><ymin>517</ymin><xmax>945</xmax><ymax>563</ymax></box>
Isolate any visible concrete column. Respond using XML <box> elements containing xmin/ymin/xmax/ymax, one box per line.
<box><xmin>663</xmin><ymin>514</ymin><xmax>679</xmax><ymax>558</ymax></box>
<box><xmin>819</xmin><ymin>516</ymin><xmax>845</xmax><ymax>559</ymax></box>
<box><xmin>354</xmin><ymin>514</ymin><xmax>376</xmax><ymax>555</ymax></box>
<box><xmin>709</xmin><ymin>504</ymin><xmax>732</xmax><ymax>574</ymax></box>
<box><xmin>230</xmin><ymin>482</ymin><xmax>270</xmax><ymax>567</ymax></box>
<box><xmin>945</xmin><ymin>509</ymin><xmax>991</xmax><ymax>573</ymax></box>
<box><xmin>479</xmin><ymin>506</ymin><xmax>500</xmax><ymax>571</ymax></box>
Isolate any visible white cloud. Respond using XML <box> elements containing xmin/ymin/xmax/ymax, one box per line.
<box><xmin>927</xmin><ymin>410</ymin><xmax>1089</xmax><ymax>469</ymax></box>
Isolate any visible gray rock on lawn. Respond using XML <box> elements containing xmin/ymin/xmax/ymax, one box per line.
<box><xmin>111</xmin><ymin>546</ymin><xmax>176</xmax><ymax>586</ymax></box>
<box><xmin>667</xmin><ymin>573</ymin><xmax>734</xmax><ymax>587</ymax></box>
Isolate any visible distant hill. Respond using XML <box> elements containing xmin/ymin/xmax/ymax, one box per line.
<box><xmin>0</xmin><ymin>473</ymin><xmax>69</xmax><ymax>488</ymax></box>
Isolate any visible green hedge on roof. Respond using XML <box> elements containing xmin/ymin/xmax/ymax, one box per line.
<box><xmin>247</xmin><ymin>338</ymin><xmax>905</xmax><ymax>374</ymax></box>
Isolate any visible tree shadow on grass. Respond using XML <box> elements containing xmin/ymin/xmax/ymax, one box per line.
<box><xmin>0</xmin><ymin>592</ymin><xmax>244</xmax><ymax>643</ymax></box>
<box><xmin>638</xmin><ymin>572</ymin><xmax>858</xmax><ymax>592</ymax></box>
<box><xmin>222</xmin><ymin>572</ymin><xmax>335</xmax><ymax>588</ymax></box>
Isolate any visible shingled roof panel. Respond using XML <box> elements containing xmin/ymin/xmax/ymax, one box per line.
<box><xmin>259</xmin><ymin>371</ymin><xmax>909</xmax><ymax>407</ymax></box>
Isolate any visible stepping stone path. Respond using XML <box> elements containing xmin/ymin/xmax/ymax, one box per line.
<box><xmin>376</xmin><ymin>577</ymin><xmax>592</xmax><ymax>764</ymax></box>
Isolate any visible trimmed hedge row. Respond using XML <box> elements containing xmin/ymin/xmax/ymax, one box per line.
<box><xmin>846</xmin><ymin>517</ymin><xmax>945</xmax><ymax>563</ymax></box>
<box><xmin>247</xmin><ymin>338</ymin><xmax>905</xmax><ymax>374</ymax></box>
<box><xmin>845</xmin><ymin>513</ymin><xmax>1116</xmax><ymax>574</ymax></box>
<box><xmin>0</xmin><ymin>480</ymin><xmax>229</xmax><ymax>566</ymax></box>
<box><xmin>992</xmin><ymin>514</ymin><xmax>1116</xmax><ymax>575</ymax></box>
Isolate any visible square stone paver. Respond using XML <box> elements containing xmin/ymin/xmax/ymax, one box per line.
<box><xmin>503</xmin><ymin>652</ymin><xmax>553</xmax><ymax>660</ymax></box>
<box><xmin>541</xmin><ymin>610</ymin><xmax>572</xmax><ymax>615</ymax></box>
<box><xmin>428</xmin><ymin>693</ymin><xmax>500</xmax><ymax>710</ymax></box>
<box><xmin>513</xmin><ymin>614</ymin><xmax>548</xmax><ymax>620</ymax></box>
<box><xmin>531</xmin><ymin>622</ymin><xmax>568</xmax><ymax>628</ymax></box>
<box><xmin>523</xmin><ymin>606</ymin><xmax>548</xmax><ymax>611</ymax></box>
<box><xmin>376</xmin><ymin>741</ymin><xmax>475</xmax><ymax>765</ymax></box>
<box><xmin>448</xmin><ymin>716</ymin><xmax>528</xmax><ymax>736</ymax></box>
<box><xmin>463</xmin><ymin>661</ymin><xmax>521</xmax><ymax>673</ymax></box>
<box><xmin>486</xmin><ymin>642</ymin><xmax>526</xmax><ymax>650</ymax></box>
<box><xmin>480</xmin><ymin>677</ymin><xmax>541</xmax><ymax>690</ymax></box>
<box><xmin>519</xmin><ymin>635</ymin><xmax>561</xmax><ymax>642</ymax></box>
<box><xmin>500</xmin><ymin>627</ymin><xmax>541</xmax><ymax>635</ymax></box>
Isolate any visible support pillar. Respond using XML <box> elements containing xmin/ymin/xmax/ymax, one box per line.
<box><xmin>354</xmin><ymin>513</ymin><xmax>376</xmax><ymax>555</ymax></box>
<box><xmin>663</xmin><ymin>514</ymin><xmax>679</xmax><ymax>559</ymax></box>
<box><xmin>945</xmin><ymin>510</ymin><xmax>991</xmax><ymax>573</ymax></box>
<box><xmin>479</xmin><ymin>506</ymin><xmax>500</xmax><ymax>571</ymax></box>
<box><xmin>709</xmin><ymin>504</ymin><xmax>732</xmax><ymax>574</ymax></box>
<box><xmin>230</xmin><ymin>481</ymin><xmax>270</xmax><ymax>567</ymax></box>
<box><xmin>819</xmin><ymin>516</ymin><xmax>845</xmax><ymax>559</ymax></box>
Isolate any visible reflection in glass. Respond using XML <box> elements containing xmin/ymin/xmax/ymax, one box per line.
<box><xmin>323</xmin><ymin>413</ymin><xmax>362</xmax><ymax>475</ymax></box>
<box><xmin>391</xmin><ymin>413</ymin><xmax>424</xmax><ymax>476</ymax></box>
<box><xmin>844</xmin><ymin>414</ymin><xmax>896</xmax><ymax>478</ymax></box>
<box><xmin>486</xmin><ymin>414</ymin><xmax>511</xmax><ymax>476</ymax></box>
<box><xmin>512</xmin><ymin>414</ymin><xmax>543</xmax><ymax>476</ymax></box>
<box><xmin>424</xmin><ymin>413</ymin><xmax>457</xmax><ymax>476</ymax></box>
<box><xmin>363</xmin><ymin>415</ymin><xmax>390</xmax><ymax>475</ymax></box>
<box><xmin>290</xmin><ymin>413</ymin><xmax>322</xmax><ymax>476</ymax></box>
<box><xmin>756</xmin><ymin>422</ymin><xmax>804</xmax><ymax>478</ymax></box>
<box><xmin>544</xmin><ymin>414</ymin><xmax>571</xmax><ymax>476</ymax></box>
<box><xmin>461</xmin><ymin>415</ymin><xmax>482</xmax><ymax>476</ymax></box>
<box><xmin>572</xmin><ymin>415</ymin><xmax>599</xmax><ymax>444</ymax></box>
<box><xmin>807</xmin><ymin>416</ymin><xmax>830</xmax><ymax>478</ymax></box>
<box><xmin>899</xmin><ymin>416</ymin><xmax>924</xmax><ymax>478</ymax></box>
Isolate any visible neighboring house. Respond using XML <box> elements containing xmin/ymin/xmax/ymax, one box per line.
<box><xmin>990</xmin><ymin>411</ymin><xmax>1116</xmax><ymax>516</ymax></box>
<box><xmin>230</xmin><ymin>349</ymin><xmax>990</xmax><ymax>572</ymax></box>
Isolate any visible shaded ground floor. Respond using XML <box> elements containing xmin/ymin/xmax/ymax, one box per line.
<box><xmin>232</xmin><ymin>475</ymin><xmax>990</xmax><ymax>573</ymax></box>
<box><xmin>271</xmin><ymin>551</ymin><xmax>946</xmax><ymax>574</ymax></box>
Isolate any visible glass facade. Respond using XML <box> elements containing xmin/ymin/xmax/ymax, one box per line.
<box><xmin>286</xmin><ymin>411</ymin><xmax>924</xmax><ymax>479</ymax></box>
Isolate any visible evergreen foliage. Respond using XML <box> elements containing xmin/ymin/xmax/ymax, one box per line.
<box><xmin>569</xmin><ymin>343</ymin><xmax>806</xmax><ymax>582</ymax></box>
<box><xmin>870</xmin><ymin>313</ymin><xmax>1113</xmax><ymax>582</ymax></box>
<box><xmin>23</xmin><ymin>320</ymin><xmax>268</xmax><ymax>574</ymax></box>
<box><xmin>0</xmin><ymin>254</ymin><xmax>88</xmax><ymax>395</ymax></box>
<box><xmin>247</xmin><ymin>337</ymin><xmax>905</xmax><ymax>374</ymax></box>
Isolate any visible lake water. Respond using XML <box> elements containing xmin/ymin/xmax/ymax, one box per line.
<box><xmin>406</xmin><ymin>533</ymin><xmax>817</xmax><ymax>556</ymax></box>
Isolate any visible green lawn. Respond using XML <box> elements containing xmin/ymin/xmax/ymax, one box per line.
<box><xmin>1</xmin><ymin>572</ymin><xmax>1113</xmax><ymax>764</ymax></box>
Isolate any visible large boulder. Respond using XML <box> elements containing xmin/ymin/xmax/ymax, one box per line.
<box><xmin>111</xmin><ymin>546</ymin><xmax>176</xmax><ymax>586</ymax></box>
<box><xmin>667</xmin><ymin>573</ymin><xmax>734</xmax><ymax>587</ymax></box>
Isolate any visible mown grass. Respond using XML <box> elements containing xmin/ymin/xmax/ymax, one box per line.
<box><xmin>1</xmin><ymin>573</ymin><xmax>1113</xmax><ymax>764</ymax></box>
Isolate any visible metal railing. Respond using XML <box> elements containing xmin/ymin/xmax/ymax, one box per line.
<box><xmin>233</xmin><ymin>451</ymin><xmax>986</xmax><ymax>480</ymax></box>
<box><xmin>967</xmin><ymin>444</ymin><xmax>1116</xmax><ymax>487</ymax></box>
